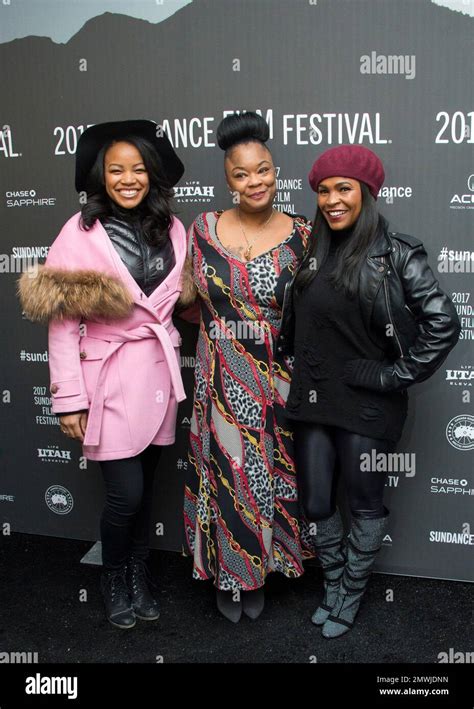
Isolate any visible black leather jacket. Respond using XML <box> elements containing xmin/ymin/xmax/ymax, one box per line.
<box><xmin>276</xmin><ymin>228</ymin><xmax>461</xmax><ymax>393</ymax></box>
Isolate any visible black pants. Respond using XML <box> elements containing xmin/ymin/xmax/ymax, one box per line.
<box><xmin>294</xmin><ymin>423</ymin><xmax>394</xmax><ymax>521</ymax></box>
<box><xmin>99</xmin><ymin>445</ymin><xmax>162</xmax><ymax>571</ymax></box>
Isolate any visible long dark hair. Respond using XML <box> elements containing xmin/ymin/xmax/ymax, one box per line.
<box><xmin>80</xmin><ymin>135</ymin><xmax>175</xmax><ymax>246</ymax></box>
<box><xmin>294</xmin><ymin>182</ymin><xmax>388</xmax><ymax>298</ymax></box>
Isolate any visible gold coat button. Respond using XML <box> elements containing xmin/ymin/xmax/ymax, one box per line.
<box><xmin>50</xmin><ymin>384</ymin><xmax>59</xmax><ymax>394</ymax></box>
<box><xmin>79</xmin><ymin>351</ymin><xmax>87</xmax><ymax>360</ymax></box>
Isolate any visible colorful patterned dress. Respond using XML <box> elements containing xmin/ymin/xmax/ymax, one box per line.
<box><xmin>184</xmin><ymin>211</ymin><xmax>313</xmax><ymax>591</ymax></box>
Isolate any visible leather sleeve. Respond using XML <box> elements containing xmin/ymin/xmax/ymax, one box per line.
<box><xmin>382</xmin><ymin>244</ymin><xmax>461</xmax><ymax>391</ymax></box>
<box><xmin>345</xmin><ymin>244</ymin><xmax>461</xmax><ymax>393</ymax></box>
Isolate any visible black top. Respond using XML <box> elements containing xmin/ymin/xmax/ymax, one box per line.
<box><xmin>285</xmin><ymin>230</ymin><xmax>407</xmax><ymax>442</ymax></box>
<box><xmin>102</xmin><ymin>213</ymin><xmax>175</xmax><ymax>297</ymax></box>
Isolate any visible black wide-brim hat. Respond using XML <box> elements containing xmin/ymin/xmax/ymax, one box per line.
<box><xmin>75</xmin><ymin>119</ymin><xmax>184</xmax><ymax>192</ymax></box>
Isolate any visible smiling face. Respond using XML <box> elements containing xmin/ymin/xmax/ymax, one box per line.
<box><xmin>225</xmin><ymin>141</ymin><xmax>276</xmax><ymax>213</ymax></box>
<box><xmin>104</xmin><ymin>141</ymin><xmax>150</xmax><ymax>209</ymax></box>
<box><xmin>317</xmin><ymin>176</ymin><xmax>363</xmax><ymax>231</ymax></box>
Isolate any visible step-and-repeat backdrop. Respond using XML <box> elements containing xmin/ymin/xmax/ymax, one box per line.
<box><xmin>1</xmin><ymin>0</ymin><xmax>472</xmax><ymax>581</ymax></box>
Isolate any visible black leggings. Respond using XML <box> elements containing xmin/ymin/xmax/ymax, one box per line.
<box><xmin>294</xmin><ymin>423</ymin><xmax>394</xmax><ymax>521</ymax></box>
<box><xmin>99</xmin><ymin>445</ymin><xmax>162</xmax><ymax>571</ymax></box>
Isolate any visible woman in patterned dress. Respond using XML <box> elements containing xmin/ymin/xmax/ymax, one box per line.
<box><xmin>183</xmin><ymin>113</ymin><xmax>312</xmax><ymax>622</ymax></box>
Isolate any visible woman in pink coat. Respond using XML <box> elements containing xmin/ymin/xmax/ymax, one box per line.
<box><xmin>19</xmin><ymin>120</ymin><xmax>194</xmax><ymax>629</ymax></box>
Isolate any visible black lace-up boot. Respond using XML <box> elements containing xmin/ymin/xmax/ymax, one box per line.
<box><xmin>126</xmin><ymin>557</ymin><xmax>160</xmax><ymax>621</ymax></box>
<box><xmin>100</xmin><ymin>568</ymin><xmax>136</xmax><ymax>629</ymax></box>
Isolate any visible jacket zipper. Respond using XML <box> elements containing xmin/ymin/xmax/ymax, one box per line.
<box><xmin>381</xmin><ymin>255</ymin><xmax>404</xmax><ymax>358</ymax></box>
<box><xmin>281</xmin><ymin>279</ymin><xmax>292</xmax><ymax>318</ymax></box>
<box><xmin>134</xmin><ymin>224</ymin><xmax>148</xmax><ymax>295</ymax></box>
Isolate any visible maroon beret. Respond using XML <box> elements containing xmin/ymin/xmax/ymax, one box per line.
<box><xmin>308</xmin><ymin>145</ymin><xmax>385</xmax><ymax>200</ymax></box>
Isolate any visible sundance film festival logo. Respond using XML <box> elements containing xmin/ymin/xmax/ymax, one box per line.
<box><xmin>180</xmin><ymin>355</ymin><xmax>196</xmax><ymax>368</ymax></box>
<box><xmin>12</xmin><ymin>246</ymin><xmax>49</xmax><ymax>259</ymax></box>
<box><xmin>20</xmin><ymin>350</ymin><xmax>48</xmax><ymax>362</ymax></box>
<box><xmin>274</xmin><ymin>168</ymin><xmax>303</xmax><ymax>214</ymax></box>
<box><xmin>429</xmin><ymin>527</ymin><xmax>474</xmax><ymax>545</ymax></box>
<box><xmin>37</xmin><ymin>446</ymin><xmax>71</xmax><ymax>464</ymax></box>
<box><xmin>452</xmin><ymin>292</ymin><xmax>474</xmax><ymax>341</ymax></box>
<box><xmin>45</xmin><ymin>485</ymin><xmax>73</xmax><ymax>515</ymax></box>
<box><xmin>360</xmin><ymin>52</ymin><xmax>416</xmax><ymax>80</ymax></box>
<box><xmin>174</xmin><ymin>180</ymin><xmax>215</xmax><ymax>204</ymax></box>
<box><xmin>33</xmin><ymin>385</ymin><xmax>59</xmax><ymax>427</ymax></box>
<box><xmin>449</xmin><ymin>174</ymin><xmax>474</xmax><ymax>210</ymax></box>
<box><xmin>446</xmin><ymin>414</ymin><xmax>474</xmax><ymax>450</ymax></box>
<box><xmin>283</xmin><ymin>111</ymin><xmax>390</xmax><ymax>145</ymax></box>
<box><xmin>377</xmin><ymin>185</ymin><xmax>413</xmax><ymax>204</ymax></box>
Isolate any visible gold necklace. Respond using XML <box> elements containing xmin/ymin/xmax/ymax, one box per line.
<box><xmin>237</xmin><ymin>207</ymin><xmax>275</xmax><ymax>261</ymax></box>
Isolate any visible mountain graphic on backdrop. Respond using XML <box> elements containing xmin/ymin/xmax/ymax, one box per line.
<box><xmin>431</xmin><ymin>0</ymin><xmax>474</xmax><ymax>15</ymax></box>
<box><xmin>1</xmin><ymin>0</ymin><xmax>472</xmax><ymax>46</ymax></box>
<box><xmin>0</xmin><ymin>0</ymin><xmax>193</xmax><ymax>45</ymax></box>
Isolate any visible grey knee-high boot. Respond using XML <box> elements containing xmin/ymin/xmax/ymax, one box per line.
<box><xmin>321</xmin><ymin>510</ymin><xmax>389</xmax><ymax>639</ymax></box>
<box><xmin>310</xmin><ymin>509</ymin><xmax>346</xmax><ymax>626</ymax></box>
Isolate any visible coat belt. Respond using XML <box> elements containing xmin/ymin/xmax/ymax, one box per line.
<box><xmin>83</xmin><ymin>320</ymin><xmax>185</xmax><ymax>447</ymax></box>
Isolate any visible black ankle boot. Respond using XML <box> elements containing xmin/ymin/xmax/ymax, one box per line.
<box><xmin>216</xmin><ymin>589</ymin><xmax>242</xmax><ymax>623</ymax></box>
<box><xmin>100</xmin><ymin>568</ymin><xmax>136</xmax><ymax>629</ymax></box>
<box><xmin>242</xmin><ymin>588</ymin><xmax>265</xmax><ymax>620</ymax></box>
<box><xmin>127</xmin><ymin>558</ymin><xmax>160</xmax><ymax>621</ymax></box>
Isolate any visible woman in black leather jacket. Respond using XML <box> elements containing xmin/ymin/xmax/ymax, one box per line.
<box><xmin>278</xmin><ymin>145</ymin><xmax>460</xmax><ymax>639</ymax></box>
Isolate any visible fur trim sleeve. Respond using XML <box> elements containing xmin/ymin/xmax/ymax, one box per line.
<box><xmin>175</xmin><ymin>255</ymin><xmax>197</xmax><ymax>311</ymax></box>
<box><xmin>17</xmin><ymin>266</ymin><xmax>134</xmax><ymax>323</ymax></box>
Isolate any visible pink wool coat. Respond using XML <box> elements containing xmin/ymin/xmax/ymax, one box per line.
<box><xmin>20</xmin><ymin>212</ymin><xmax>189</xmax><ymax>461</ymax></box>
